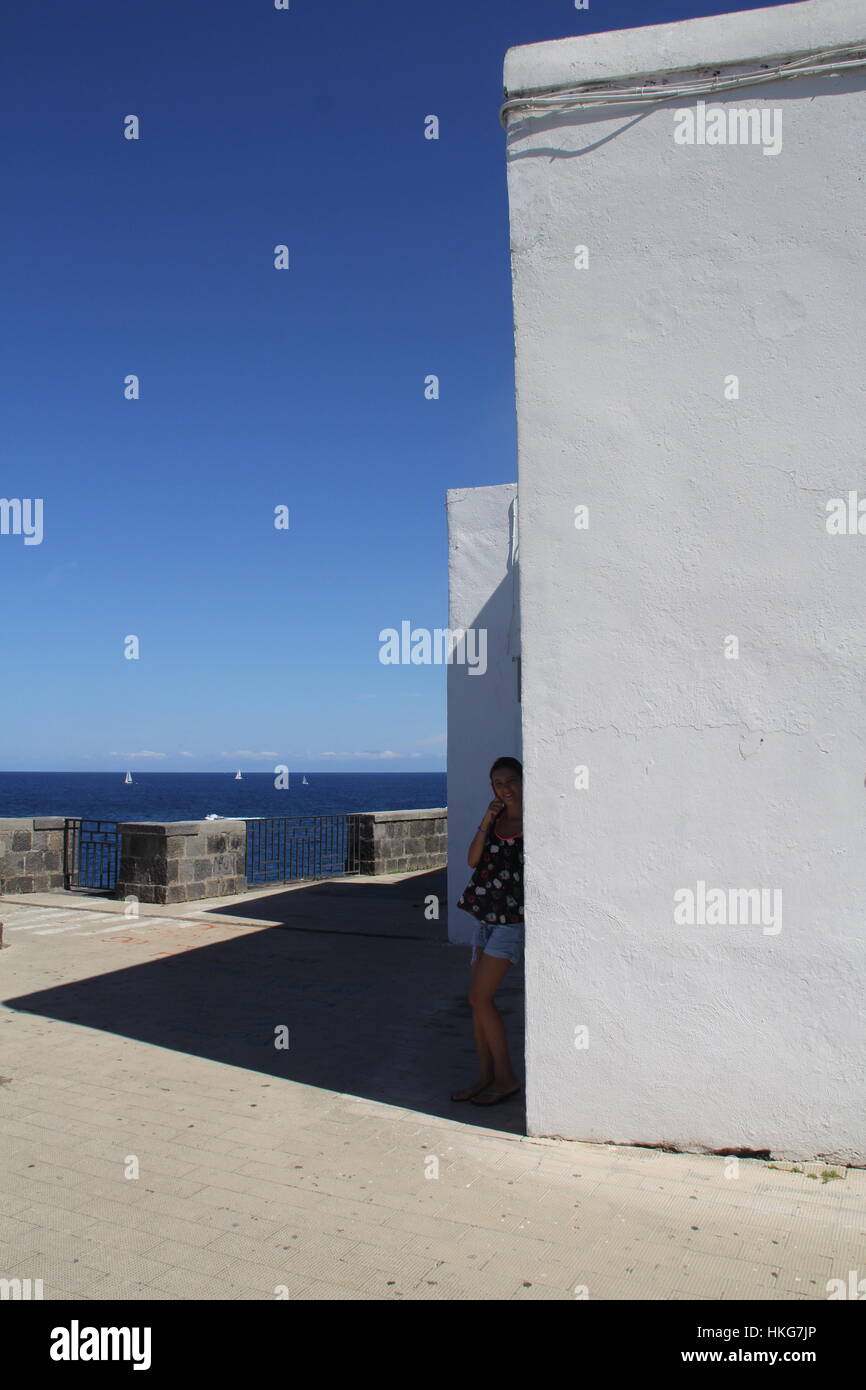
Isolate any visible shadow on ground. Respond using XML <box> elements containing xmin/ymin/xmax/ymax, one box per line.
<box><xmin>4</xmin><ymin>869</ymin><xmax>526</xmax><ymax>1135</ymax></box>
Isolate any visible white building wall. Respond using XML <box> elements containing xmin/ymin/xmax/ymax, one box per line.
<box><xmin>446</xmin><ymin>485</ymin><xmax>521</xmax><ymax>947</ymax></box>
<box><xmin>504</xmin><ymin>1</ymin><xmax>866</xmax><ymax>1160</ymax></box>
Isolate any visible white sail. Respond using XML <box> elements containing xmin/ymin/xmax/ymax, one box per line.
<box><xmin>235</xmin><ymin>770</ymin><xmax>242</xmax><ymax>779</ymax></box>
<box><xmin>124</xmin><ymin>771</ymin><xmax>132</xmax><ymax>784</ymax></box>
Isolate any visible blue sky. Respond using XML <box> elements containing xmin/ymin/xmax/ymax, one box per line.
<box><xmin>2</xmin><ymin>0</ymin><xmax>795</xmax><ymax>772</ymax></box>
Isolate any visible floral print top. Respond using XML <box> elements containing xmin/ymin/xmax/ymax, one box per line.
<box><xmin>457</xmin><ymin>825</ymin><xmax>524</xmax><ymax>925</ymax></box>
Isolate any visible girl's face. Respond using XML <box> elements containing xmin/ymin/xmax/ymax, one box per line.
<box><xmin>491</xmin><ymin>770</ymin><xmax>522</xmax><ymax>808</ymax></box>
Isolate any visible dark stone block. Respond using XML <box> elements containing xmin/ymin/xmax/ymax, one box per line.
<box><xmin>123</xmin><ymin>879</ymin><xmax>147</xmax><ymax>898</ymax></box>
<box><xmin>11</xmin><ymin>832</ymin><xmax>31</xmax><ymax>852</ymax></box>
<box><xmin>128</xmin><ymin>834</ymin><xmax>163</xmax><ymax>859</ymax></box>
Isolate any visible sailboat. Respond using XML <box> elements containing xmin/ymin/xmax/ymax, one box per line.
<box><xmin>235</xmin><ymin>770</ymin><xmax>242</xmax><ymax>780</ymax></box>
<box><xmin>302</xmin><ymin>775</ymin><xmax>309</xmax><ymax>786</ymax></box>
<box><xmin>124</xmin><ymin>771</ymin><xmax>133</xmax><ymax>784</ymax></box>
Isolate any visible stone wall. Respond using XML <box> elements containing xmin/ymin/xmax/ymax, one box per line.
<box><xmin>0</xmin><ymin>818</ymin><xmax>65</xmax><ymax>894</ymax></box>
<box><xmin>0</xmin><ymin>811</ymin><xmax>448</xmax><ymax>903</ymax></box>
<box><xmin>116</xmin><ymin>820</ymin><xmax>247</xmax><ymax>905</ymax></box>
<box><xmin>357</xmin><ymin>809</ymin><xmax>447</xmax><ymax>875</ymax></box>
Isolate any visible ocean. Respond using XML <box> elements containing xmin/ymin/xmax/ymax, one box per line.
<box><xmin>0</xmin><ymin>772</ymin><xmax>447</xmax><ymax>824</ymax></box>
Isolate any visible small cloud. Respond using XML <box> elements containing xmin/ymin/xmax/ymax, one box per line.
<box><xmin>320</xmin><ymin>750</ymin><xmax>403</xmax><ymax>760</ymax></box>
<box><xmin>108</xmin><ymin>750</ymin><xmax>167</xmax><ymax>760</ymax></box>
<box><xmin>219</xmin><ymin>750</ymin><xmax>279</xmax><ymax>760</ymax></box>
<box><xmin>179</xmin><ymin>751</ymin><xmax>194</xmax><ymax>758</ymax></box>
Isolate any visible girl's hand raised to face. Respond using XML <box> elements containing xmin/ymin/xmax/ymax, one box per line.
<box><xmin>485</xmin><ymin>798</ymin><xmax>504</xmax><ymax>822</ymax></box>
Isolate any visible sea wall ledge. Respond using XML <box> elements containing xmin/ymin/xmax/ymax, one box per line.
<box><xmin>0</xmin><ymin>810</ymin><xmax>448</xmax><ymax>902</ymax></box>
<box><xmin>357</xmin><ymin>808</ymin><xmax>447</xmax><ymax>876</ymax></box>
<box><xmin>116</xmin><ymin>819</ymin><xmax>248</xmax><ymax>905</ymax></box>
<box><xmin>0</xmin><ymin>817</ymin><xmax>66</xmax><ymax>893</ymax></box>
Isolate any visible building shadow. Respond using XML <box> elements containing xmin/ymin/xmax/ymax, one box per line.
<box><xmin>4</xmin><ymin>869</ymin><xmax>526</xmax><ymax>1135</ymax></box>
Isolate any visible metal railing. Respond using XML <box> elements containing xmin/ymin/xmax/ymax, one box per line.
<box><xmin>63</xmin><ymin>819</ymin><xmax>121</xmax><ymax>890</ymax></box>
<box><xmin>245</xmin><ymin>815</ymin><xmax>361</xmax><ymax>885</ymax></box>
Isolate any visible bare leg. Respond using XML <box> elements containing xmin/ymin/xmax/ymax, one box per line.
<box><xmin>468</xmin><ymin>953</ymin><xmax>520</xmax><ymax>1098</ymax></box>
<box><xmin>450</xmin><ymin>951</ymin><xmax>495</xmax><ymax>1100</ymax></box>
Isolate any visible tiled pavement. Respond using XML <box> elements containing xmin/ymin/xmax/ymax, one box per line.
<box><xmin>0</xmin><ymin>873</ymin><xmax>863</xmax><ymax>1300</ymax></box>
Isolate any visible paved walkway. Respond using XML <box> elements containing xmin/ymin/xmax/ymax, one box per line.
<box><xmin>0</xmin><ymin>872</ymin><xmax>863</xmax><ymax>1300</ymax></box>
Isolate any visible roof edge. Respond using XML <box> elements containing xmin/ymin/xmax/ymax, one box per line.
<box><xmin>503</xmin><ymin>0</ymin><xmax>865</xmax><ymax>97</ymax></box>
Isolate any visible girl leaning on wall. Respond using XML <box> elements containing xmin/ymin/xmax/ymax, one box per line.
<box><xmin>451</xmin><ymin>756</ymin><xmax>524</xmax><ymax>1106</ymax></box>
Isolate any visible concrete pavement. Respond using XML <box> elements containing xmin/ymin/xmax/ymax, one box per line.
<box><xmin>0</xmin><ymin>870</ymin><xmax>863</xmax><ymax>1300</ymax></box>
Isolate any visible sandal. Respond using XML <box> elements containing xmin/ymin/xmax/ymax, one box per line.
<box><xmin>471</xmin><ymin>1086</ymin><xmax>521</xmax><ymax>1106</ymax></box>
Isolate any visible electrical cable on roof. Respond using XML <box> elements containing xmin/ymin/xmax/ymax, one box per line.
<box><xmin>499</xmin><ymin>41</ymin><xmax>866</xmax><ymax>126</ymax></box>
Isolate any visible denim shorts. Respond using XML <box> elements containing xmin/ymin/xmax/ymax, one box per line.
<box><xmin>471</xmin><ymin>920</ymin><xmax>525</xmax><ymax>967</ymax></box>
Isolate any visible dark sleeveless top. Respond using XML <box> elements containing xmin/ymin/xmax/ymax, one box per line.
<box><xmin>457</xmin><ymin>825</ymin><xmax>524</xmax><ymax>925</ymax></box>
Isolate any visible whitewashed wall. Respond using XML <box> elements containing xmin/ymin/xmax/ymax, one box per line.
<box><xmin>505</xmin><ymin>0</ymin><xmax>866</xmax><ymax>1160</ymax></box>
<box><xmin>446</xmin><ymin>485</ymin><xmax>521</xmax><ymax>948</ymax></box>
